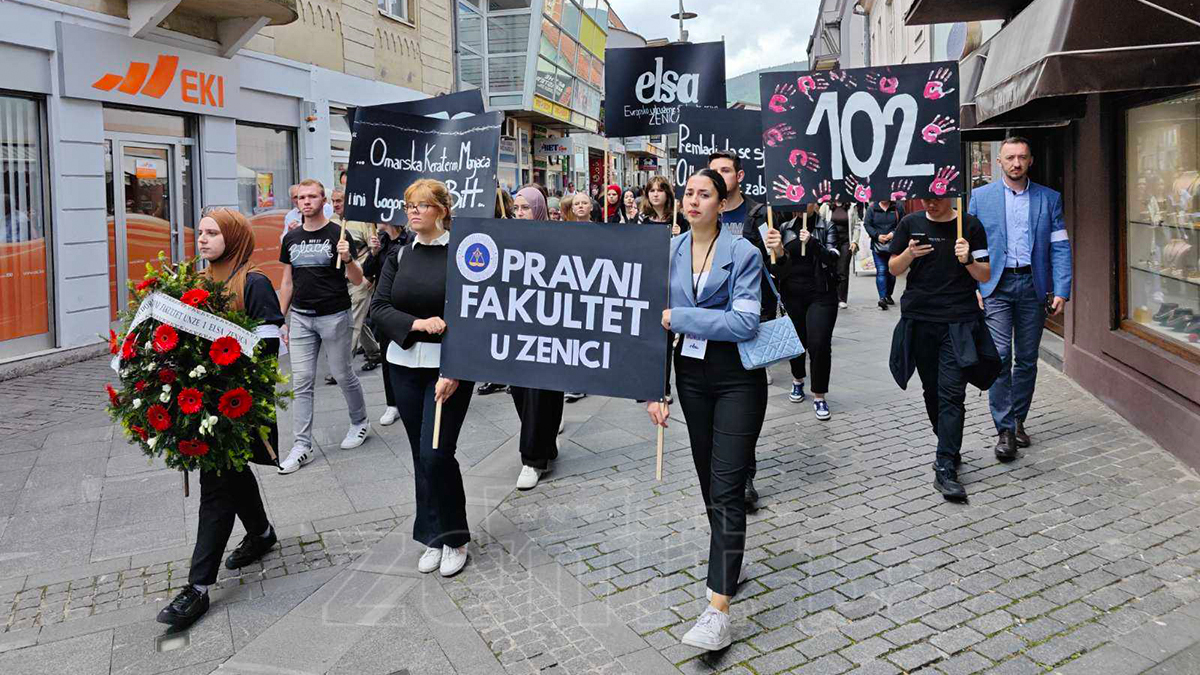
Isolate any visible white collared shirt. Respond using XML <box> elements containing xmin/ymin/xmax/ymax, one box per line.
<box><xmin>386</xmin><ymin>229</ymin><xmax>450</xmax><ymax>369</ymax></box>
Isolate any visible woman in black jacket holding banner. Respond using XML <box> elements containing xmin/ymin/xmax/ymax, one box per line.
<box><xmin>764</xmin><ymin>204</ymin><xmax>841</xmax><ymax>420</ymax></box>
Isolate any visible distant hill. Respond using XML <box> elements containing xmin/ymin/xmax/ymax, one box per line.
<box><xmin>727</xmin><ymin>60</ymin><xmax>809</xmax><ymax>107</ymax></box>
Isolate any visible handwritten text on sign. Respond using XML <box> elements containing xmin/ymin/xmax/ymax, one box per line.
<box><xmin>674</xmin><ymin>107</ymin><xmax>765</xmax><ymax>200</ymax></box>
<box><xmin>758</xmin><ymin>61</ymin><xmax>961</xmax><ymax>206</ymax></box>
<box><xmin>343</xmin><ymin>108</ymin><xmax>502</xmax><ymax>223</ymax></box>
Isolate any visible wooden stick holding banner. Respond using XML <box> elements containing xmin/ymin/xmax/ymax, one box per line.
<box><xmin>335</xmin><ymin>216</ymin><xmax>347</xmax><ymax>269</ymax></box>
<box><xmin>801</xmin><ymin>210</ymin><xmax>809</xmax><ymax>257</ymax></box>
<box><xmin>767</xmin><ymin>206</ymin><xmax>777</xmax><ymax>264</ymax></box>
<box><xmin>432</xmin><ymin>398</ymin><xmax>443</xmax><ymax>449</ymax></box>
<box><xmin>955</xmin><ymin>197</ymin><xmax>963</xmax><ymax>241</ymax></box>
<box><xmin>655</xmin><ymin>201</ymin><xmax>680</xmax><ymax>481</ymax></box>
<box><xmin>604</xmin><ymin>139</ymin><xmax>611</xmax><ymax>224</ymax></box>
<box><xmin>497</xmin><ymin>187</ymin><xmax>509</xmax><ymax>219</ymax></box>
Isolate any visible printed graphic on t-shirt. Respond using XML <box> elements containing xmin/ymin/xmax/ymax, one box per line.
<box><xmin>287</xmin><ymin>239</ymin><xmax>334</xmax><ymax>268</ymax></box>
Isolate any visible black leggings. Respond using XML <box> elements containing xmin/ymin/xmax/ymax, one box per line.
<box><xmin>380</xmin><ymin>339</ymin><xmax>397</xmax><ymax>408</ymax></box>
<box><xmin>836</xmin><ymin>243</ymin><xmax>852</xmax><ymax>303</ymax></box>
<box><xmin>674</xmin><ymin>340</ymin><xmax>766</xmax><ymax>597</ymax></box>
<box><xmin>189</xmin><ymin>467</ymin><xmax>270</xmax><ymax>586</ymax></box>
<box><xmin>782</xmin><ymin>285</ymin><xmax>839</xmax><ymax>393</ymax></box>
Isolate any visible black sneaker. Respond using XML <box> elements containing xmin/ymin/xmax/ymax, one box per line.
<box><xmin>995</xmin><ymin>430</ymin><xmax>1018</xmax><ymax>462</ymax></box>
<box><xmin>325</xmin><ymin>376</ymin><xmax>337</xmax><ymax>386</ymax></box>
<box><xmin>360</xmin><ymin>359</ymin><xmax>379</xmax><ymax>372</ymax></box>
<box><xmin>564</xmin><ymin>392</ymin><xmax>587</xmax><ymax>402</ymax></box>
<box><xmin>225</xmin><ymin>528</ymin><xmax>278</xmax><ymax>570</ymax></box>
<box><xmin>476</xmin><ymin>382</ymin><xmax>506</xmax><ymax>395</ymax></box>
<box><xmin>878</xmin><ymin>299</ymin><xmax>889</xmax><ymax>311</ymax></box>
<box><xmin>156</xmin><ymin>586</ymin><xmax>209</xmax><ymax>627</ymax></box>
<box><xmin>885</xmin><ymin>296</ymin><xmax>895</xmax><ymax>306</ymax></box>
<box><xmin>934</xmin><ymin>466</ymin><xmax>967</xmax><ymax>502</ymax></box>
<box><xmin>744</xmin><ymin>478</ymin><xmax>760</xmax><ymax>510</ymax></box>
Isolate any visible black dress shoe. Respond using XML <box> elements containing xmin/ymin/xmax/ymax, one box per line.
<box><xmin>156</xmin><ymin>586</ymin><xmax>209</xmax><ymax>627</ymax></box>
<box><xmin>225</xmin><ymin>528</ymin><xmax>278</xmax><ymax>570</ymax></box>
<box><xmin>745</xmin><ymin>478</ymin><xmax>760</xmax><ymax>510</ymax></box>
<box><xmin>934</xmin><ymin>466</ymin><xmax>967</xmax><ymax>502</ymax></box>
<box><xmin>885</xmin><ymin>296</ymin><xmax>895</xmax><ymax>306</ymax></box>
<box><xmin>360</xmin><ymin>359</ymin><xmax>379</xmax><ymax>372</ymax></box>
<box><xmin>325</xmin><ymin>376</ymin><xmax>337</xmax><ymax>386</ymax></box>
<box><xmin>995</xmin><ymin>430</ymin><xmax>1018</xmax><ymax>462</ymax></box>
<box><xmin>1014</xmin><ymin>423</ymin><xmax>1031</xmax><ymax>448</ymax></box>
<box><xmin>476</xmin><ymin>382</ymin><xmax>506</xmax><ymax>395</ymax></box>
<box><xmin>878</xmin><ymin>299</ymin><xmax>889</xmax><ymax>310</ymax></box>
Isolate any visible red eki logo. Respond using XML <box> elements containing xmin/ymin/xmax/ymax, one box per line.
<box><xmin>92</xmin><ymin>54</ymin><xmax>226</xmax><ymax>108</ymax></box>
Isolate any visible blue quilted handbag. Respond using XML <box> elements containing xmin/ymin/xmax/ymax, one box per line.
<box><xmin>737</xmin><ymin>271</ymin><xmax>804</xmax><ymax>370</ymax></box>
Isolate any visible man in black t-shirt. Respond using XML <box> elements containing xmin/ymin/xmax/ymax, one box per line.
<box><xmin>278</xmin><ymin>179</ymin><xmax>371</xmax><ymax>474</ymax></box>
<box><xmin>888</xmin><ymin>197</ymin><xmax>995</xmax><ymax>502</ymax></box>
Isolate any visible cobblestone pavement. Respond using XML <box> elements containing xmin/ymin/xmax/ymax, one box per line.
<box><xmin>2</xmin><ymin>275</ymin><xmax>1200</xmax><ymax>674</ymax></box>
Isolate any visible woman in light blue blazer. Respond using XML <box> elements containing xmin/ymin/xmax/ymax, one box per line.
<box><xmin>648</xmin><ymin>169</ymin><xmax>767</xmax><ymax>652</ymax></box>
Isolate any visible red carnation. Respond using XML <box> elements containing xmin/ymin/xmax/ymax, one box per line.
<box><xmin>146</xmin><ymin>404</ymin><xmax>171</xmax><ymax>432</ymax></box>
<box><xmin>181</xmin><ymin>288</ymin><xmax>210</xmax><ymax>307</ymax></box>
<box><xmin>218</xmin><ymin>388</ymin><xmax>253</xmax><ymax>419</ymax></box>
<box><xmin>135</xmin><ymin>380</ymin><xmax>148</xmax><ymax>393</ymax></box>
<box><xmin>177</xmin><ymin>388</ymin><xmax>203</xmax><ymax>414</ymax></box>
<box><xmin>109</xmin><ymin>330</ymin><xmax>119</xmax><ymax>355</ymax></box>
<box><xmin>178</xmin><ymin>440</ymin><xmax>210</xmax><ymax>457</ymax></box>
<box><xmin>153</xmin><ymin>325</ymin><xmax>179</xmax><ymax>353</ymax></box>
<box><xmin>105</xmin><ymin>383</ymin><xmax>120</xmax><ymax>407</ymax></box>
<box><xmin>158</xmin><ymin>368</ymin><xmax>177</xmax><ymax>384</ymax></box>
<box><xmin>209</xmin><ymin>336</ymin><xmax>241</xmax><ymax>366</ymax></box>
<box><xmin>121</xmin><ymin>332</ymin><xmax>138</xmax><ymax>360</ymax></box>
<box><xmin>136</xmin><ymin>277</ymin><xmax>157</xmax><ymax>291</ymax></box>
<box><xmin>131</xmin><ymin>425</ymin><xmax>149</xmax><ymax>441</ymax></box>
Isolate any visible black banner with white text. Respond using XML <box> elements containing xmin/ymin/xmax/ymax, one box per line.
<box><xmin>674</xmin><ymin>107</ymin><xmax>764</xmax><ymax>200</ymax></box>
<box><xmin>441</xmin><ymin>217</ymin><xmax>670</xmax><ymax>401</ymax></box>
<box><xmin>603</xmin><ymin>42</ymin><xmax>726</xmax><ymax>138</ymax></box>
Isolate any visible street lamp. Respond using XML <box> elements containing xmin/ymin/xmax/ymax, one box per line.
<box><xmin>669</xmin><ymin>1</ymin><xmax>697</xmax><ymax>43</ymax></box>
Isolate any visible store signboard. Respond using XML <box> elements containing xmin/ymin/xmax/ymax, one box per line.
<box><xmin>57</xmin><ymin>22</ymin><xmax>240</xmax><ymax>117</ymax></box>
<box><xmin>535</xmin><ymin>140</ymin><xmax>573</xmax><ymax>157</ymax></box>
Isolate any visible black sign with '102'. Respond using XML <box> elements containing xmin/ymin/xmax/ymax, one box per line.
<box><xmin>758</xmin><ymin>61</ymin><xmax>962</xmax><ymax>208</ymax></box>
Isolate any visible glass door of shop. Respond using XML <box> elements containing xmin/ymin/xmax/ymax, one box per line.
<box><xmin>105</xmin><ymin>138</ymin><xmax>194</xmax><ymax>322</ymax></box>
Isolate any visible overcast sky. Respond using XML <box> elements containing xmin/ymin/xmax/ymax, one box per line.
<box><xmin>607</xmin><ymin>0</ymin><xmax>821</xmax><ymax>77</ymax></box>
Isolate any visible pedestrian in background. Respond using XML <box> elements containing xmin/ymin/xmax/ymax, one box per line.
<box><xmin>603</xmin><ymin>184</ymin><xmax>625</xmax><ymax>222</ymax></box>
<box><xmin>623</xmin><ymin>189</ymin><xmax>639</xmax><ymax>222</ymax></box>
<box><xmin>864</xmin><ymin>199</ymin><xmax>904</xmax><ymax>310</ymax></box>
<box><xmin>547</xmin><ymin>197</ymin><xmax>563</xmax><ymax>221</ymax></box>
<box><xmin>329</xmin><ymin>188</ymin><xmax>380</xmax><ymax>384</ymax></box>
<box><xmin>563</xmin><ymin>193</ymin><xmax>594</xmax><ymax>222</ymax></box>
<box><xmin>830</xmin><ymin>199</ymin><xmax>853</xmax><ymax>308</ymax></box>
<box><xmin>364</xmin><ymin>220</ymin><xmax>409</xmax><ymax>426</ymax></box>
<box><xmin>638</xmin><ymin>176</ymin><xmax>678</xmax><ymax>231</ymax></box>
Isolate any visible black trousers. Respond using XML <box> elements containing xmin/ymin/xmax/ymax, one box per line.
<box><xmin>189</xmin><ymin>467</ymin><xmax>271</xmax><ymax>586</ymax></box>
<box><xmin>674</xmin><ymin>341</ymin><xmax>766</xmax><ymax>597</ymax></box>
<box><xmin>911</xmin><ymin>320</ymin><xmax>968</xmax><ymax>469</ymax></box>
<box><xmin>379</xmin><ymin>339</ymin><xmax>397</xmax><ymax>408</ymax></box>
<box><xmin>836</xmin><ymin>243</ymin><xmax>852</xmax><ymax>303</ymax></box>
<box><xmin>510</xmin><ymin>387</ymin><xmax>563</xmax><ymax>471</ymax></box>
<box><xmin>781</xmin><ymin>284</ymin><xmax>839</xmax><ymax>392</ymax></box>
<box><xmin>390</xmin><ymin>365</ymin><xmax>474</xmax><ymax>549</ymax></box>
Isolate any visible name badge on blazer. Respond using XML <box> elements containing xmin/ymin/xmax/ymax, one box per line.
<box><xmin>681</xmin><ymin>335</ymin><xmax>707</xmax><ymax>359</ymax></box>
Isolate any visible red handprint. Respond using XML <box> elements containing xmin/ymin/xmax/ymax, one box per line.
<box><xmin>929</xmin><ymin>166</ymin><xmax>961</xmax><ymax>196</ymax></box>
<box><xmin>866</xmin><ymin>71</ymin><xmax>899</xmax><ymax>95</ymax></box>
<box><xmin>924</xmin><ymin>67</ymin><xmax>956</xmax><ymax>100</ymax></box>
<box><xmin>797</xmin><ymin>73</ymin><xmax>830</xmax><ymax>102</ymax></box>
<box><xmin>763</xmin><ymin>122</ymin><xmax>796</xmax><ymax>148</ymax></box>
<box><xmin>788</xmin><ymin>149</ymin><xmax>820</xmax><ymax>172</ymax></box>
<box><xmin>921</xmin><ymin>114</ymin><xmax>958</xmax><ymax>144</ymax></box>
<box><xmin>813</xmin><ymin>179</ymin><xmax>833</xmax><ymax>204</ymax></box>
<box><xmin>768</xmin><ymin>82</ymin><xmax>797</xmax><ymax>113</ymax></box>
<box><xmin>845</xmin><ymin>175</ymin><xmax>872</xmax><ymax>204</ymax></box>
<box><xmin>889</xmin><ymin>179</ymin><xmax>914</xmax><ymax>201</ymax></box>
<box><xmin>772</xmin><ymin>175</ymin><xmax>806</xmax><ymax>203</ymax></box>
<box><xmin>828</xmin><ymin>70</ymin><xmax>858</xmax><ymax>88</ymax></box>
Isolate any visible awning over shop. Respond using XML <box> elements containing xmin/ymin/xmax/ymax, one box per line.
<box><xmin>905</xmin><ymin>0</ymin><xmax>1032</xmax><ymax>24</ymax></box>
<box><xmin>970</xmin><ymin>0</ymin><xmax>1200</xmax><ymax>124</ymax></box>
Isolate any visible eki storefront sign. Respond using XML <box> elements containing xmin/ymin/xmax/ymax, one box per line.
<box><xmin>57</xmin><ymin>22</ymin><xmax>240</xmax><ymax>117</ymax></box>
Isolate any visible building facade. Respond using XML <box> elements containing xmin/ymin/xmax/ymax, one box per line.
<box><xmin>806</xmin><ymin>0</ymin><xmax>868</xmax><ymax>71</ymax></box>
<box><xmin>0</xmin><ymin>0</ymin><xmax>454</xmax><ymax>363</ymax></box>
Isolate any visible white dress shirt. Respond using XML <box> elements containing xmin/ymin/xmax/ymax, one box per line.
<box><xmin>386</xmin><ymin>230</ymin><xmax>451</xmax><ymax>369</ymax></box>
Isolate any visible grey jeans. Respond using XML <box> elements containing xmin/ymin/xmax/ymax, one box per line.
<box><xmin>289</xmin><ymin>310</ymin><xmax>368</xmax><ymax>449</ymax></box>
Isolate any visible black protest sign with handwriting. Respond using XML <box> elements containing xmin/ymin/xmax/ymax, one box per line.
<box><xmin>347</xmin><ymin>90</ymin><xmax>486</xmax><ymax>127</ymax></box>
<box><xmin>674</xmin><ymin>107</ymin><xmax>764</xmax><ymax>200</ymax></box>
<box><xmin>758</xmin><ymin>61</ymin><xmax>961</xmax><ymax>208</ymax></box>
<box><xmin>604</xmin><ymin>42</ymin><xmax>726</xmax><ymax>138</ymax></box>
<box><xmin>441</xmin><ymin>217</ymin><xmax>670</xmax><ymax>401</ymax></box>
<box><xmin>343</xmin><ymin>109</ymin><xmax>501</xmax><ymax>224</ymax></box>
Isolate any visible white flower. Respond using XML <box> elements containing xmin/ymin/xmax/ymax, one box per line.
<box><xmin>208</xmin><ymin>415</ymin><xmax>219</xmax><ymax>426</ymax></box>
<box><xmin>132</xmin><ymin>398</ymin><xmax>142</xmax><ymax>409</ymax></box>
<box><xmin>147</xmin><ymin>436</ymin><xmax>157</xmax><ymax>449</ymax></box>
<box><xmin>162</xmin><ymin>384</ymin><xmax>171</xmax><ymax>393</ymax></box>
<box><xmin>159</xmin><ymin>392</ymin><xmax>170</xmax><ymax>403</ymax></box>
<box><xmin>193</xmin><ymin>365</ymin><xmax>207</xmax><ymax>377</ymax></box>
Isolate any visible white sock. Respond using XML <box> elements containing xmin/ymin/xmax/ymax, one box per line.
<box><xmin>192</xmin><ymin>584</ymin><xmax>209</xmax><ymax>594</ymax></box>
<box><xmin>258</xmin><ymin>525</ymin><xmax>273</xmax><ymax>539</ymax></box>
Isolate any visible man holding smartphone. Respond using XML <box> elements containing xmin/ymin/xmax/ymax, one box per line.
<box><xmin>969</xmin><ymin>137</ymin><xmax>1073</xmax><ymax>460</ymax></box>
<box><xmin>888</xmin><ymin>197</ymin><xmax>1000</xmax><ymax>501</ymax></box>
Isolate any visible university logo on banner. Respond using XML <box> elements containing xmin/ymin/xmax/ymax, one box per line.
<box><xmin>603</xmin><ymin>42</ymin><xmax>726</xmax><ymax>138</ymax></box>
<box><xmin>758</xmin><ymin>61</ymin><xmax>962</xmax><ymax>207</ymax></box>
<box><xmin>342</xmin><ymin>108</ymin><xmax>502</xmax><ymax>224</ymax></box>
<box><xmin>441</xmin><ymin>217</ymin><xmax>671</xmax><ymax>401</ymax></box>
<box><xmin>674</xmin><ymin>107</ymin><xmax>765</xmax><ymax>200</ymax></box>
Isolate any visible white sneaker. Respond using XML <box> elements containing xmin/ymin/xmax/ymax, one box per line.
<box><xmin>558</xmin><ymin>417</ymin><xmax>565</xmax><ymax>434</ymax></box>
<box><xmin>379</xmin><ymin>407</ymin><xmax>399</xmax><ymax>426</ymax></box>
<box><xmin>516</xmin><ymin>465</ymin><xmax>541</xmax><ymax>490</ymax></box>
<box><xmin>838</xmin><ymin>301</ymin><xmax>848</xmax><ymax>309</ymax></box>
<box><xmin>278</xmin><ymin>446</ymin><xmax>313</xmax><ymax>474</ymax></box>
<box><xmin>681</xmin><ymin>606</ymin><xmax>732</xmax><ymax>651</ymax></box>
<box><xmin>765</xmin><ymin>370</ymin><xmax>774</xmax><ymax>385</ymax></box>
<box><xmin>340</xmin><ymin>421</ymin><xmax>371</xmax><ymax>449</ymax></box>
<box><xmin>440</xmin><ymin>545</ymin><xmax>468</xmax><ymax>577</ymax></box>
<box><xmin>417</xmin><ymin>546</ymin><xmax>442</xmax><ymax>574</ymax></box>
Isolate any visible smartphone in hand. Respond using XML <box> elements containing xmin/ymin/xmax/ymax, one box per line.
<box><xmin>1045</xmin><ymin>292</ymin><xmax>1057</xmax><ymax>315</ymax></box>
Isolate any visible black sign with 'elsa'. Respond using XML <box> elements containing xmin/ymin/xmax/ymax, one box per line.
<box><xmin>603</xmin><ymin>42</ymin><xmax>726</xmax><ymax>138</ymax></box>
<box><xmin>342</xmin><ymin>108</ymin><xmax>502</xmax><ymax>224</ymax></box>
<box><xmin>440</xmin><ymin>217</ymin><xmax>670</xmax><ymax>401</ymax></box>
<box><xmin>758</xmin><ymin>61</ymin><xmax>962</xmax><ymax>208</ymax></box>
<box><xmin>674</xmin><ymin>107</ymin><xmax>765</xmax><ymax>201</ymax></box>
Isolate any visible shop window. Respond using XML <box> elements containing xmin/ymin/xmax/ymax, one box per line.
<box><xmin>488</xmin><ymin>54</ymin><xmax>527</xmax><ymax>92</ymax></box>
<box><xmin>0</xmin><ymin>94</ymin><xmax>50</xmax><ymax>347</ymax></box>
<box><xmin>1125</xmin><ymin>90</ymin><xmax>1200</xmax><ymax>357</ymax></box>
<box><xmin>458</xmin><ymin>4</ymin><xmax>483</xmax><ymax>53</ymax></box>
<box><xmin>487</xmin><ymin>14</ymin><xmax>531</xmax><ymax>54</ymax></box>
<box><xmin>236</xmin><ymin>124</ymin><xmax>296</xmax><ymax>287</ymax></box>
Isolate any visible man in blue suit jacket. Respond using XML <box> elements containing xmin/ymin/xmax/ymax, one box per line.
<box><xmin>968</xmin><ymin>137</ymin><xmax>1073</xmax><ymax>461</ymax></box>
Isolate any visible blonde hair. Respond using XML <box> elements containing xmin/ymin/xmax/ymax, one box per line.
<box><xmin>561</xmin><ymin>193</ymin><xmax>591</xmax><ymax>222</ymax></box>
<box><xmin>297</xmin><ymin>178</ymin><xmax>325</xmax><ymax>196</ymax></box>
<box><xmin>405</xmin><ymin>179</ymin><xmax>453</xmax><ymax>227</ymax></box>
